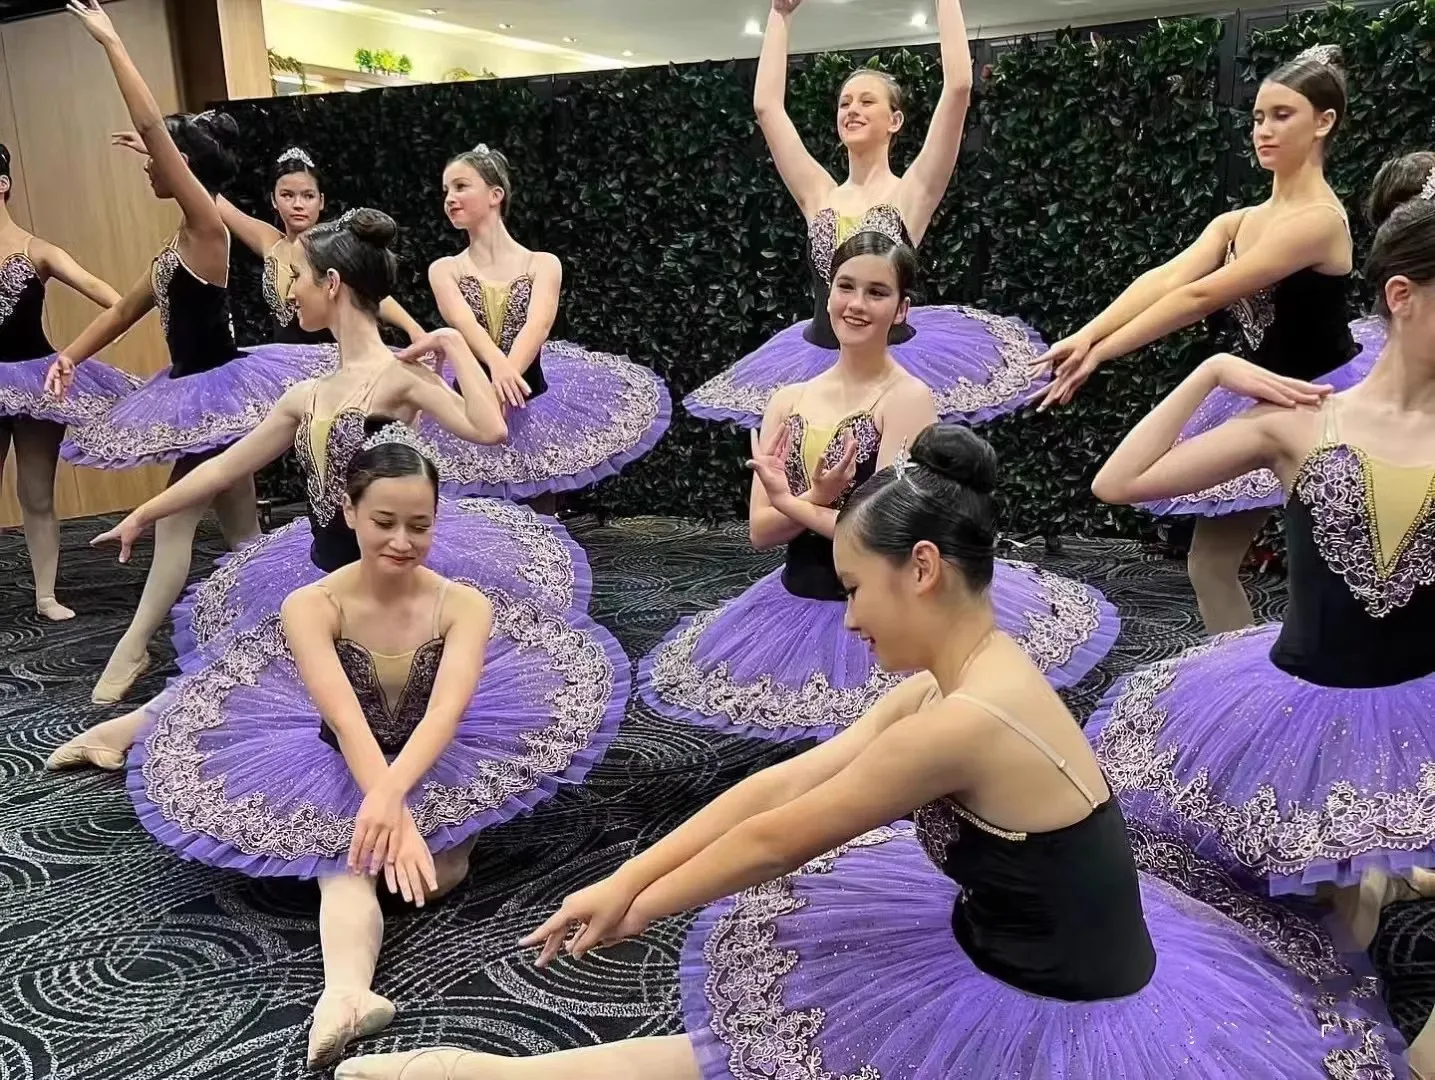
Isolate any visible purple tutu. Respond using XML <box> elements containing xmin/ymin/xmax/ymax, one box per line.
<box><xmin>1088</xmin><ymin>623</ymin><xmax>1435</xmax><ymax>895</ymax></box>
<box><xmin>129</xmin><ymin>597</ymin><xmax>629</xmax><ymax>879</ymax></box>
<box><xmin>639</xmin><ymin>560</ymin><xmax>1118</xmax><ymax>742</ymax></box>
<box><xmin>1139</xmin><ymin>317</ymin><xmax>1386</xmax><ymax>518</ymax></box>
<box><xmin>59</xmin><ymin>343</ymin><xmax>337</xmax><ymax>469</ymax></box>
<box><xmin>682</xmin><ymin>824</ymin><xmax>1404</xmax><ymax>1080</ymax></box>
<box><xmin>422</xmin><ymin>341</ymin><xmax>671</xmax><ymax>499</ymax></box>
<box><xmin>171</xmin><ymin>497</ymin><xmax>592</xmax><ymax>673</ymax></box>
<box><xmin>0</xmin><ymin>353</ymin><xmax>139</xmax><ymax>427</ymax></box>
<box><xmin>683</xmin><ymin>305</ymin><xmax>1048</xmax><ymax>429</ymax></box>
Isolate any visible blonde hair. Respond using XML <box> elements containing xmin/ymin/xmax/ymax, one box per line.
<box><xmin>841</xmin><ymin>68</ymin><xmax>905</xmax><ymax>113</ymax></box>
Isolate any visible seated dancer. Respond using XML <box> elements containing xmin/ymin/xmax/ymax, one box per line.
<box><xmin>684</xmin><ymin>0</ymin><xmax>1046</xmax><ymax>428</ymax></box>
<box><xmin>640</xmin><ymin>233</ymin><xmax>1115</xmax><ymax>742</ymax></box>
<box><xmin>216</xmin><ymin>144</ymin><xmax>425</xmax><ymax>349</ymax></box>
<box><xmin>125</xmin><ymin>435</ymin><xmax>628</xmax><ymax>1068</ymax></box>
<box><xmin>50</xmin><ymin>1</ymin><xmax>334</xmax><ymax>702</ymax></box>
<box><xmin>48</xmin><ymin>208</ymin><xmax>591</xmax><ymax>771</ymax></box>
<box><xmin>339</xmin><ymin>423</ymin><xmax>1402</xmax><ymax>1080</ymax></box>
<box><xmin>419</xmin><ymin>144</ymin><xmax>670</xmax><ymax>501</ymax></box>
<box><xmin>1036</xmin><ymin>45</ymin><xmax>1376</xmax><ymax>634</ymax></box>
<box><xmin>0</xmin><ymin>140</ymin><xmax>135</xmax><ymax>620</ymax></box>
<box><xmin>1085</xmin><ymin>188</ymin><xmax>1435</xmax><ymax>1070</ymax></box>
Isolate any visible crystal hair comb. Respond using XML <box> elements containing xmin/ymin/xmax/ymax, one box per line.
<box><xmin>1294</xmin><ymin>43</ymin><xmax>1340</xmax><ymax>66</ymax></box>
<box><xmin>277</xmin><ymin>147</ymin><xmax>316</xmax><ymax>168</ymax></box>
<box><xmin>892</xmin><ymin>439</ymin><xmax>912</xmax><ymax>482</ymax></box>
<box><xmin>1421</xmin><ymin>164</ymin><xmax>1435</xmax><ymax>202</ymax></box>
<box><xmin>360</xmin><ymin>422</ymin><xmax>438</xmax><ymax>461</ymax></box>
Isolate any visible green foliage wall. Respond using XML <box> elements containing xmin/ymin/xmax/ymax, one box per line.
<box><xmin>226</xmin><ymin>1</ymin><xmax>1434</xmax><ymax>534</ymax></box>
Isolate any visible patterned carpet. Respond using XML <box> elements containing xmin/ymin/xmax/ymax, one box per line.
<box><xmin>1</xmin><ymin>511</ymin><xmax>1431</xmax><ymax>1078</ymax></box>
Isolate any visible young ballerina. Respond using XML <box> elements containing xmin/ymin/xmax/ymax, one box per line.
<box><xmin>0</xmin><ymin>140</ymin><xmax>135</xmax><ymax>620</ymax></box>
<box><xmin>419</xmin><ymin>144</ymin><xmax>670</xmax><ymax>501</ymax></box>
<box><xmin>123</xmin><ymin>436</ymin><xmax>628</xmax><ymax>1069</ymax></box>
<box><xmin>49</xmin><ymin>0</ymin><xmax>331</xmax><ymax>702</ymax></box>
<box><xmin>1085</xmin><ymin>188</ymin><xmax>1435</xmax><ymax>1067</ymax></box>
<box><xmin>1035</xmin><ymin>44</ymin><xmax>1368</xmax><ymax>634</ymax></box>
<box><xmin>684</xmin><ymin>0</ymin><xmax>1046</xmax><ymax>428</ymax></box>
<box><xmin>47</xmin><ymin>208</ymin><xmax>592</xmax><ymax>770</ymax></box>
<box><xmin>640</xmin><ymin>232</ymin><xmax>1115</xmax><ymax>741</ymax></box>
<box><xmin>214</xmin><ymin>145</ymin><xmax>425</xmax><ymax>347</ymax></box>
<box><xmin>338</xmin><ymin>423</ymin><xmax>1402</xmax><ymax>1080</ymax></box>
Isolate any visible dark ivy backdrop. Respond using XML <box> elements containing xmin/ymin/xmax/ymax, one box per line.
<box><xmin>222</xmin><ymin>0</ymin><xmax>1434</xmax><ymax>535</ymax></box>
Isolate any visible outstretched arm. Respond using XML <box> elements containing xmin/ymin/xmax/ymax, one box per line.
<box><xmin>50</xmin><ymin>268</ymin><xmax>154</xmax><ymax>382</ymax></box>
<box><xmin>754</xmin><ymin>1</ymin><xmax>835</xmax><ymax>219</ymax></box>
<box><xmin>895</xmin><ymin>0</ymin><xmax>973</xmax><ymax>244</ymax></box>
<box><xmin>217</xmin><ymin>195</ymin><xmax>284</xmax><ymax>258</ymax></box>
<box><xmin>32</xmin><ymin>239</ymin><xmax>122</xmax><ymax>308</ymax></box>
<box><xmin>378</xmin><ymin>296</ymin><xmax>426</xmax><ymax>344</ymax></box>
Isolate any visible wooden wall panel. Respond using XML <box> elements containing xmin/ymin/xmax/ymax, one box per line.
<box><xmin>217</xmin><ymin>0</ymin><xmax>273</xmax><ymax>102</ymax></box>
<box><xmin>0</xmin><ymin>0</ymin><xmax>182</xmax><ymax>526</ymax></box>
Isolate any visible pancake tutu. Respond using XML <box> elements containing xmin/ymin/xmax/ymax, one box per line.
<box><xmin>128</xmin><ymin>596</ymin><xmax>629</xmax><ymax>879</ymax></box>
<box><xmin>170</xmin><ymin>497</ymin><xmax>593</xmax><ymax>673</ymax></box>
<box><xmin>0</xmin><ymin>354</ymin><xmax>140</xmax><ymax>427</ymax></box>
<box><xmin>1087</xmin><ymin>622</ymin><xmax>1435</xmax><ymax>896</ymax></box>
<box><xmin>421</xmin><ymin>341</ymin><xmax>671</xmax><ymax>499</ymax></box>
<box><xmin>639</xmin><ymin>560</ymin><xmax>1118</xmax><ymax>742</ymax></box>
<box><xmin>58</xmin><ymin>343</ymin><xmax>337</xmax><ymax>469</ymax></box>
<box><xmin>683</xmin><ymin>305</ymin><xmax>1048</xmax><ymax>429</ymax></box>
<box><xmin>1137</xmin><ymin>317</ymin><xmax>1386</xmax><ymax>518</ymax></box>
<box><xmin>681</xmin><ymin>822</ymin><xmax>1405</xmax><ymax>1080</ymax></box>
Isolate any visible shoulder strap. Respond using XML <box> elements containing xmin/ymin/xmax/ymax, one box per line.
<box><xmin>947</xmin><ymin>691</ymin><xmax>1102</xmax><ymax>808</ymax></box>
<box><xmin>314</xmin><ymin>582</ymin><xmax>345</xmax><ymax>637</ymax></box>
<box><xmin>431</xmin><ymin>579</ymin><xmax>451</xmax><ymax>638</ymax></box>
<box><xmin>863</xmin><ymin>370</ymin><xmax>907</xmax><ymax>414</ymax></box>
<box><xmin>1320</xmin><ymin>394</ymin><xmax>1341</xmax><ymax>446</ymax></box>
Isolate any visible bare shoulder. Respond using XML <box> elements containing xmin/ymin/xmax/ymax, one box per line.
<box><xmin>440</xmin><ymin>578</ymin><xmax>493</xmax><ymax>625</ymax></box>
<box><xmin>23</xmin><ymin>234</ymin><xmax>55</xmax><ymax>267</ymax></box>
<box><xmin>530</xmin><ymin>250</ymin><xmax>563</xmax><ymax>277</ymax></box>
<box><xmin>280</xmin><ymin>580</ymin><xmax>337</xmax><ymax>623</ymax></box>
<box><xmin>887</xmin><ymin>373</ymin><xmax>935</xmax><ymax>409</ymax></box>
<box><xmin>428</xmin><ymin>254</ymin><xmax>461</xmax><ymax>280</ymax></box>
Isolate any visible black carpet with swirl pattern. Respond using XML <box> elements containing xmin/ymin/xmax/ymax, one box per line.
<box><xmin>2</xmin><ymin>512</ymin><xmax>1433</xmax><ymax>1078</ymax></box>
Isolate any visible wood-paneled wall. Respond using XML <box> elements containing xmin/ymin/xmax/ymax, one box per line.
<box><xmin>0</xmin><ymin>0</ymin><xmax>181</xmax><ymax>526</ymax></box>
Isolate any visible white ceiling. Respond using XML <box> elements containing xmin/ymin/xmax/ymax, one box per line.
<box><xmin>346</xmin><ymin>0</ymin><xmax>1236</xmax><ymax>69</ymax></box>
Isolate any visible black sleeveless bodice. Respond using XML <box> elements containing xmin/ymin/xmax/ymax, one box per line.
<box><xmin>263</xmin><ymin>247</ymin><xmax>334</xmax><ymax>346</ymax></box>
<box><xmin>779</xmin><ymin>409</ymin><xmax>882</xmax><ymax>600</ymax></box>
<box><xmin>1223</xmin><ymin>241</ymin><xmax>1356</xmax><ymax>382</ymax></box>
<box><xmin>153</xmin><ymin>245</ymin><xmax>241</xmax><ymax>377</ymax></box>
<box><xmin>457</xmin><ymin>272</ymin><xmax>549</xmax><ymax>398</ymax></box>
<box><xmin>803</xmin><ymin>204</ymin><xmax>914</xmax><ymax>349</ymax></box>
<box><xmin>1270</xmin><ymin>440</ymin><xmax>1435</xmax><ymax>688</ymax></box>
<box><xmin>294</xmin><ymin>406</ymin><xmax>397</xmax><ymax>572</ymax></box>
<box><xmin>0</xmin><ymin>253</ymin><xmax>54</xmax><ymax>362</ymax></box>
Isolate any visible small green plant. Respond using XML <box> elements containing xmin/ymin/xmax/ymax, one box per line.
<box><xmin>354</xmin><ymin>48</ymin><xmax>374</xmax><ymax>73</ymax></box>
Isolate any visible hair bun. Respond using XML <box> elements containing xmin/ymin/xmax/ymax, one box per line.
<box><xmin>910</xmin><ymin>424</ymin><xmax>998</xmax><ymax>495</ymax></box>
<box><xmin>347</xmin><ymin>208</ymin><xmax>398</xmax><ymax>249</ymax></box>
<box><xmin>0</xmin><ymin>142</ymin><xmax>10</xmax><ymax>175</ymax></box>
<box><xmin>195</xmin><ymin>110</ymin><xmax>240</xmax><ymax>149</ymax></box>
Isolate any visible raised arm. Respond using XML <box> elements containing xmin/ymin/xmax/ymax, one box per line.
<box><xmin>46</xmin><ymin>268</ymin><xmax>155</xmax><ymax>395</ymax></box>
<box><xmin>1090</xmin><ymin>354</ymin><xmax>1327</xmax><ymax>506</ymax></box>
<box><xmin>504</xmin><ymin>253</ymin><xmax>560</xmax><ymax>375</ymax></box>
<box><xmin>32</xmin><ymin>239</ymin><xmax>122</xmax><ymax>308</ymax></box>
<box><xmin>396</xmin><ymin>330</ymin><xmax>507</xmax><ymax>445</ymax></box>
<box><xmin>894</xmin><ymin>0</ymin><xmax>973</xmax><ymax>244</ymax></box>
<box><xmin>377</xmin><ymin>296</ymin><xmax>426</xmax><ymax>344</ymax></box>
<box><xmin>216</xmin><ymin>195</ymin><xmax>283</xmax><ymax>258</ymax></box>
<box><xmin>754</xmin><ymin>2</ymin><xmax>836</xmax><ymax>219</ymax></box>
<box><xmin>70</xmin><ymin>1</ymin><xmax>226</xmax><ymax>264</ymax></box>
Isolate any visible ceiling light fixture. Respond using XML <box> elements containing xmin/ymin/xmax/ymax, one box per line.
<box><xmin>744</xmin><ymin>17</ymin><xmax>762</xmax><ymax>35</ymax></box>
<box><xmin>497</xmin><ymin>22</ymin><xmax>513</xmax><ymax>29</ymax></box>
<box><xmin>418</xmin><ymin>6</ymin><xmax>443</xmax><ymax>14</ymax></box>
<box><xmin>562</xmin><ymin>35</ymin><xmax>577</xmax><ymax>43</ymax></box>
<box><xmin>909</xmin><ymin>11</ymin><xmax>928</xmax><ymax>27</ymax></box>
<box><xmin>622</xmin><ymin>49</ymin><xmax>634</xmax><ymax>57</ymax></box>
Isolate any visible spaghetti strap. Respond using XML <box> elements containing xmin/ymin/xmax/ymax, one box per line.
<box><xmin>947</xmin><ymin>691</ymin><xmax>1102</xmax><ymax>808</ymax></box>
<box><xmin>430</xmin><ymin>579</ymin><xmax>451</xmax><ymax>637</ymax></box>
<box><xmin>313</xmin><ymin>582</ymin><xmax>345</xmax><ymax>638</ymax></box>
<box><xmin>1320</xmin><ymin>395</ymin><xmax>1340</xmax><ymax>446</ymax></box>
<box><xmin>862</xmin><ymin>370</ymin><xmax>906</xmax><ymax>413</ymax></box>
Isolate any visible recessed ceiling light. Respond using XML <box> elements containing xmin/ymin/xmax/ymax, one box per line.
<box><xmin>909</xmin><ymin>11</ymin><xmax>928</xmax><ymax>27</ymax></box>
<box><xmin>621</xmin><ymin>49</ymin><xmax>634</xmax><ymax>57</ymax></box>
<box><xmin>743</xmin><ymin>17</ymin><xmax>762</xmax><ymax>35</ymax></box>
<box><xmin>562</xmin><ymin>35</ymin><xmax>577</xmax><ymax>43</ymax></box>
<box><xmin>497</xmin><ymin>22</ymin><xmax>513</xmax><ymax>29</ymax></box>
<box><xmin>418</xmin><ymin>6</ymin><xmax>444</xmax><ymax>14</ymax></box>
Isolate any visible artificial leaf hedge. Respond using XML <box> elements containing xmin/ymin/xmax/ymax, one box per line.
<box><xmin>223</xmin><ymin>1</ymin><xmax>1432</xmax><ymax>535</ymax></box>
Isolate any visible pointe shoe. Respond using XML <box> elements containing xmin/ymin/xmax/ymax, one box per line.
<box><xmin>36</xmin><ymin>597</ymin><xmax>76</xmax><ymax>621</ymax></box>
<box><xmin>336</xmin><ymin>1049</ymin><xmax>477</xmax><ymax>1080</ymax></box>
<box><xmin>45</xmin><ymin>741</ymin><xmax>126</xmax><ymax>772</ymax></box>
<box><xmin>91</xmin><ymin>653</ymin><xmax>150</xmax><ymax>705</ymax></box>
<box><xmin>306</xmin><ymin>990</ymin><xmax>396</xmax><ymax>1070</ymax></box>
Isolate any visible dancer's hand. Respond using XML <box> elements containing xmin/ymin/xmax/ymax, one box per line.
<box><xmin>91</xmin><ymin>511</ymin><xmax>148</xmax><ymax>563</ymax></box>
<box><xmin>809</xmin><ymin>435</ymin><xmax>858</xmax><ymax>507</ymax></box>
<box><xmin>486</xmin><ymin>356</ymin><xmax>531</xmax><ymax>411</ymax></box>
<box><xmin>68</xmin><ymin>0</ymin><xmax>121</xmax><ymax>46</ymax></box>
<box><xmin>748</xmin><ymin>425</ymin><xmax>793</xmax><ymax>503</ymax></box>
<box><xmin>395</xmin><ymin>328</ymin><xmax>459</xmax><ymax>371</ymax></box>
<box><xmin>772</xmin><ymin>0</ymin><xmax>804</xmax><ymax>14</ymax></box>
<box><xmin>1204</xmin><ymin>353</ymin><xmax>1333</xmax><ymax>408</ymax></box>
<box><xmin>350</xmin><ymin>782</ymin><xmax>406</xmax><ymax>875</ymax></box>
<box><xmin>111</xmin><ymin>131</ymin><xmax>147</xmax><ymax>156</ymax></box>
<box><xmin>385</xmin><ymin>812</ymin><xmax>438</xmax><ymax>907</ymax></box>
<box><xmin>521</xmin><ymin>874</ymin><xmax>644</xmax><ymax>966</ymax></box>
<box><xmin>44</xmin><ymin>355</ymin><xmax>76</xmax><ymax>398</ymax></box>
<box><xmin>1034</xmin><ymin>333</ymin><xmax>1101</xmax><ymax>411</ymax></box>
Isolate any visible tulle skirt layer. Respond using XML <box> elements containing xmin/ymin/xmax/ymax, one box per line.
<box><xmin>0</xmin><ymin>353</ymin><xmax>139</xmax><ymax>426</ymax></box>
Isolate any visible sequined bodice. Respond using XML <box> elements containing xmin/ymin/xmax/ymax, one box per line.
<box><xmin>0</xmin><ymin>252</ymin><xmax>52</xmax><ymax>362</ymax></box>
<box><xmin>804</xmin><ymin>204</ymin><xmax>914</xmax><ymax>349</ymax></box>
<box><xmin>456</xmin><ymin>272</ymin><xmax>548</xmax><ymax>398</ymax></box>
<box><xmin>151</xmin><ymin>244</ymin><xmax>240</xmax><ymax>377</ymax></box>
<box><xmin>780</xmin><ymin>410</ymin><xmax>881</xmax><ymax>601</ymax></box>
<box><xmin>327</xmin><ymin>637</ymin><xmax>444</xmax><ymax>754</ymax></box>
<box><xmin>263</xmin><ymin>246</ymin><xmax>333</xmax><ymax>346</ymax></box>
<box><xmin>1272</xmin><ymin>441</ymin><xmax>1435</xmax><ymax>687</ymax></box>
<box><xmin>294</xmin><ymin>406</ymin><xmax>395</xmax><ymax>572</ymax></box>
<box><xmin>1222</xmin><ymin>242</ymin><xmax>1356</xmax><ymax>382</ymax></box>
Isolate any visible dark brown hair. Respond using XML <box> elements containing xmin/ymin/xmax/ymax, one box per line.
<box><xmin>1367</xmin><ymin>151</ymin><xmax>1435</xmax><ymax>229</ymax></box>
<box><xmin>1265</xmin><ymin>47</ymin><xmax>1348</xmax><ymax>145</ymax></box>
<box><xmin>301</xmin><ymin>208</ymin><xmax>399</xmax><ymax>316</ymax></box>
<box><xmin>1366</xmin><ymin>197</ymin><xmax>1435</xmax><ymax>318</ymax></box>
<box><xmin>447</xmin><ymin>145</ymin><xmax>514</xmax><ymax>219</ymax></box>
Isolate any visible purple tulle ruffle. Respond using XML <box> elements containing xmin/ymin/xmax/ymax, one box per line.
<box><xmin>59</xmin><ymin>344</ymin><xmax>337</xmax><ymax>469</ymax></box>
<box><xmin>639</xmin><ymin>560</ymin><xmax>1117</xmax><ymax>742</ymax></box>
<box><xmin>422</xmin><ymin>341</ymin><xmax>671</xmax><ymax>499</ymax></box>
<box><xmin>683</xmin><ymin>305</ymin><xmax>1049</xmax><ymax>429</ymax></box>
<box><xmin>1088</xmin><ymin>622</ymin><xmax>1435</xmax><ymax>895</ymax></box>
<box><xmin>0</xmin><ymin>353</ymin><xmax>140</xmax><ymax>427</ymax></box>
<box><xmin>170</xmin><ymin>497</ymin><xmax>593</xmax><ymax>673</ymax></box>
<box><xmin>129</xmin><ymin>598</ymin><xmax>629</xmax><ymax>879</ymax></box>
<box><xmin>1138</xmin><ymin>318</ymin><xmax>1386</xmax><ymax>518</ymax></box>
